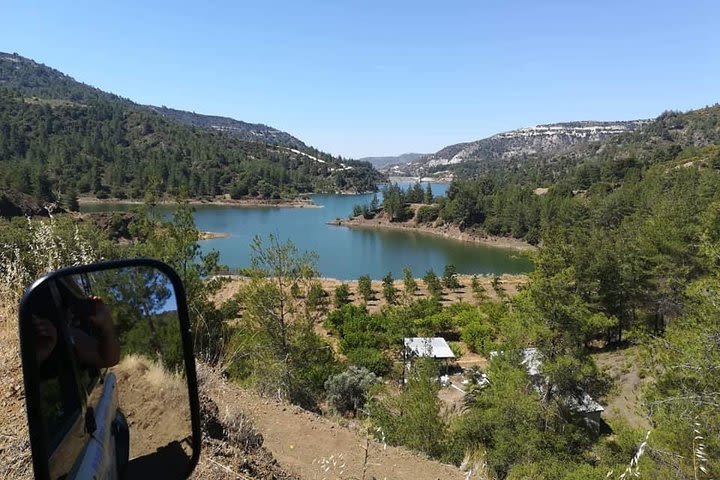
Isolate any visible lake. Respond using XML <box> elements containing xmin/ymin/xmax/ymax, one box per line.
<box><xmin>81</xmin><ymin>183</ymin><xmax>533</xmax><ymax>280</ymax></box>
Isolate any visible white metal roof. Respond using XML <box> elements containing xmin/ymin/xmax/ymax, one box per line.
<box><xmin>518</xmin><ymin>348</ymin><xmax>604</xmax><ymax>413</ymax></box>
<box><xmin>404</xmin><ymin>337</ymin><xmax>455</xmax><ymax>359</ymax></box>
<box><xmin>521</xmin><ymin>347</ymin><xmax>543</xmax><ymax>376</ymax></box>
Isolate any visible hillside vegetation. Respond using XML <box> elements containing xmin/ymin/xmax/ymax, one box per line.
<box><xmin>0</xmin><ymin>53</ymin><xmax>384</xmax><ymax>204</ymax></box>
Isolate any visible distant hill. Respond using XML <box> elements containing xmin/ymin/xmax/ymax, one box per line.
<box><xmin>358</xmin><ymin>153</ymin><xmax>427</xmax><ymax>170</ymax></box>
<box><xmin>146</xmin><ymin>105</ymin><xmax>307</xmax><ymax>149</ymax></box>
<box><xmin>0</xmin><ymin>52</ymin><xmax>307</xmax><ymax>149</ymax></box>
<box><xmin>386</xmin><ymin>121</ymin><xmax>649</xmax><ymax>177</ymax></box>
<box><xmin>0</xmin><ymin>52</ymin><xmax>384</xmax><ymax>203</ymax></box>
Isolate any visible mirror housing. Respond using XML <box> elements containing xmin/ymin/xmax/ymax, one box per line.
<box><xmin>18</xmin><ymin>259</ymin><xmax>201</xmax><ymax>479</ymax></box>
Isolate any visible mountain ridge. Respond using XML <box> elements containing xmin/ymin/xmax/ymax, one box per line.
<box><xmin>386</xmin><ymin>120</ymin><xmax>649</xmax><ymax>176</ymax></box>
<box><xmin>0</xmin><ymin>52</ymin><xmax>309</xmax><ymax>150</ymax></box>
<box><xmin>0</xmin><ymin>52</ymin><xmax>385</xmax><ymax>203</ymax></box>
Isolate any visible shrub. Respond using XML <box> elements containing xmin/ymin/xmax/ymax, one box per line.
<box><xmin>423</xmin><ymin>269</ymin><xmax>443</xmax><ymax>299</ymax></box>
<box><xmin>461</xmin><ymin>321</ymin><xmax>496</xmax><ymax>355</ymax></box>
<box><xmin>333</xmin><ymin>283</ymin><xmax>351</xmax><ymax>308</ymax></box>
<box><xmin>442</xmin><ymin>264</ymin><xmax>461</xmax><ymax>290</ymax></box>
<box><xmin>403</xmin><ymin>266</ymin><xmax>418</xmax><ymax>297</ymax></box>
<box><xmin>382</xmin><ymin>272</ymin><xmax>397</xmax><ymax>304</ymax></box>
<box><xmin>324</xmin><ymin>303</ymin><xmax>368</xmax><ymax>334</ymax></box>
<box><xmin>358</xmin><ymin>274</ymin><xmax>373</xmax><ymax>302</ymax></box>
<box><xmin>346</xmin><ymin>347</ymin><xmax>392</xmax><ymax>376</ymax></box>
<box><xmin>415</xmin><ymin>205</ymin><xmax>440</xmax><ymax>224</ymax></box>
<box><xmin>325</xmin><ymin>366</ymin><xmax>377</xmax><ymax>414</ymax></box>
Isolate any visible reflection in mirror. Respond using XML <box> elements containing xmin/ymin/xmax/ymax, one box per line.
<box><xmin>24</xmin><ymin>266</ymin><xmax>192</xmax><ymax>479</ymax></box>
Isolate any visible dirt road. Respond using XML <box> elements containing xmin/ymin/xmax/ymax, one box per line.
<box><xmin>202</xmin><ymin>368</ymin><xmax>468</xmax><ymax>480</ymax></box>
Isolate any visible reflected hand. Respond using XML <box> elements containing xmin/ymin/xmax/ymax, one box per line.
<box><xmin>73</xmin><ymin>296</ymin><xmax>120</xmax><ymax>368</ymax></box>
<box><xmin>87</xmin><ymin>297</ymin><xmax>114</xmax><ymax>335</ymax></box>
<box><xmin>33</xmin><ymin>316</ymin><xmax>57</xmax><ymax>364</ymax></box>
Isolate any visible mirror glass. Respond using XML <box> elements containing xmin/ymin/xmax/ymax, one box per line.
<box><xmin>23</xmin><ymin>265</ymin><xmax>193</xmax><ymax>479</ymax></box>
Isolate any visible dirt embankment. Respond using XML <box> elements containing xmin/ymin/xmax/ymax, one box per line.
<box><xmin>198</xmin><ymin>365</ymin><xmax>468</xmax><ymax>480</ymax></box>
<box><xmin>593</xmin><ymin>348</ymin><xmax>652</xmax><ymax>431</ymax></box>
<box><xmin>0</xmin><ymin>190</ymin><xmax>59</xmax><ymax>219</ymax></box>
<box><xmin>330</xmin><ymin>206</ymin><xmax>535</xmax><ymax>252</ymax></box>
<box><xmin>115</xmin><ymin>356</ymin><xmax>297</xmax><ymax>480</ymax></box>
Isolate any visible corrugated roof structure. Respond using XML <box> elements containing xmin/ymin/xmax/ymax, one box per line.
<box><xmin>520</xmin><ymin>348</ymin><xmax>604</xmax><ymax>414</ymax></box>
<box><xmin>404</xmin><ymin>337</ymin><xmax>455</xmax><ymax>359</ymax></box>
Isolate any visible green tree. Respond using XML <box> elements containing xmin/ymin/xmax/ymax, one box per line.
<box><xmin>442</xmin><ymin>264</ymin><xmax>461</xmax><ymax>290</ymax></box>
<box><xmin>423</xmin><ymin>183</ymin><xmax>434</xmax><ymax>204</ymax></box>
<box><xmin>370</xmin><ymin>358</ymin><xmax>450</xmax><ymax>460</ymax></box>
<box><xmin>62</xmin><ymin>187</ymin><xmax>79</xmax><ymax>212</ymax></box>
<box><xmin>333</xmin><ymin>283</ymin><xmax>351</xmax><ymax>308</ymax></box>
<box><xmin>306</xmin><ymin>281</ymin><xmax>328</xmax><ymax>316</ymax></box>
<box><xmin>471</xmin><ymin>275</ymin><xmax>487</xmax><ymax>303</ymax></box>
<box><xmin>382</xmin><ymin>272</ymin><xmax>397</xmax><ymax>304</ymax></box>
<box><xmin>234</xmin><ymin>235</ymin><xmax>336</xmax><ymax>407</ymax></box>
<box><xmin>423</xmin><ymin>269</ymin><xmax>443</xmax><ymax>299</ymax></box>
<box><xmin>358</xmin><ymin>274</ymin><xmax>374</xmax><ymax>302</ymax></box>
<box><xmin>129</xmin><ymin>202</ymin><xmax>227</xmax><ymax>363</ymax></box>
<box><xmin>402</xmin><ymin>266</ymin><xmax>418</xmax><ymax>299</ymax></box>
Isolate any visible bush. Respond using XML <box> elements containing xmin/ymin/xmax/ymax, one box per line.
<box><xmin>333</xmin><ymin>283</ymin><xmax>351</xmax><ymax>308</ymax></box>
<box><xmin>324</xmin><ymin>304</ymin><xmax>368</xmax><ymax>334</ymax></box>
<box><xmin>358</xmin><ymin>274</ymin><xmax>373</xmax><ymax>302</ymax></box>
<box><xmin>346</xmin><ymin>347</ymin><xmax>392</xmax><ymax>376</ymax></box>
<box><xmin>325</xmin><ymin>366</ymin><xmax>377</xmax><ymax>414</ymax></box>
<box><xmin>415</xmin><ymin>205</ymin><xmax>440</xmax><ymax>224</ymax></box>
<box><xmin>461</xmin><ymin>320</ymin><xmax>496</xmax><ymax>355</ymax></box>
<box><xmin>442</xmin><ymin>264</ymin><xmax>461</xmax><ymax>290</ymax></box>
<box><xmin>382</xmin><ymin>272</ymin><xmax>397</xmax><ymax>304</ymax></box>
<box><xmin>423</xmin><ymin>269</ymin><xmax>443</xmax><ymax>299</ymax></box>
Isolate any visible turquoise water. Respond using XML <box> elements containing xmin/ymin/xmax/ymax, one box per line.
<box><xmin>82</xmin><ymin>183</ymin><xmax>532</xmax><ymax>280</ymax></box>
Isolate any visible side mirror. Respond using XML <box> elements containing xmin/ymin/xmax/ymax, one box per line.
<box><xmin>19</xmin><ymin>259</ymin><xmax>201</xmax><ymax>479</ymax></box>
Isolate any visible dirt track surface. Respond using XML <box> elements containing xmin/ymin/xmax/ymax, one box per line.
<box><xmin>112</xmin><ymin>356</ymin><xmax>193</xmax><ymax>460</ymax></box>
<box><xmin>201</xmin><ymin>367</ymin><xmax>467</xmax><ymax>480</ymax></box>
<box><xmin>594</xmin><ymin>348</ymin><xmax>652</xmax><ymax>431</ymax></box>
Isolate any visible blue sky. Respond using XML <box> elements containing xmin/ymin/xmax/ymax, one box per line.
<box><xmin>2</xmin><ymin>0</ymin><xmax>719</xmax><ymax>158</ymax></box>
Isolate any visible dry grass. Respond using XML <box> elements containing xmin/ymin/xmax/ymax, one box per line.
<box><xmin>0</xmin><ymin>216</ymin><xmax>97</xmax><ymax>479</ymax></box>
<box><xmin>0</xmin><ymin>309</ymin><xmax>32</xmax><ymax>480</ymax></box>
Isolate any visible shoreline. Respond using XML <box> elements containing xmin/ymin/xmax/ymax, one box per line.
<box><xmin>328</xmin><ymin>217</ymin><xmax>535</xmax><ymax>252</ymax></box>
<box><xmin>78</xmin><ymin>195</ymin><xmax>321</xmax><ymax>208</ymax></box>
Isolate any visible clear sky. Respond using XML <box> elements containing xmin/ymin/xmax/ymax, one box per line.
<box><xmin>2</xmin><ymin>0</ymin><xmax>719</xmax><ymax>158</ymax></box>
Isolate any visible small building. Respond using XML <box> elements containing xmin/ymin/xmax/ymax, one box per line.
<box><xmin>403</xmin><ymin>337</ymin><xmax>455</xmax><ymax>378</ymax></box>
<box><xmin>521</xmin><ymin>348</ymin><xmax>604</xmax><ymax>428</ymax></box>
<box><xmin>403</xmin><ymin>337</ymin><xmax>455</xmax><ymax>360</ymax></box>
<box><xmin>490</xmin><ymin>348</ymin><xmax>604</xmax><ymax>429</ymax></box>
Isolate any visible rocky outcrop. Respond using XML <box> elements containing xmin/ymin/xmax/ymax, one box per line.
<box><xmin>387</xmin><ymin>120</ymin><xmax>648</xmax><ymax>176</ymax></box>
<box><xmin>0</xmin><ymin>190</ymin><xmax>56</xmax><ymax>218</ymax></box>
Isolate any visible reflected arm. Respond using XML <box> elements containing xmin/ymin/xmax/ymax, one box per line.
<box><xmin>72</xmin><ymin>298</ymin><xmax>120</xmax><ymax>368</ymax></box>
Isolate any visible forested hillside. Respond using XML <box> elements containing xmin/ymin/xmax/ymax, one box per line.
<box><xmin>412</xmin><ymin>105</ymin><xmax>720</xmax><ymax>244</ymax></box>
<box><xmin>0</xmin><ymin>53</ymin><xmax>384</xmax><ymax>204</ymax></box>
<box><xmin>0</xmin><ymin>52</ymin><xmax>304</xmax><ymax>148</ymax></box>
